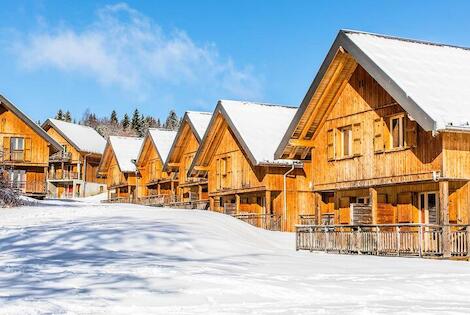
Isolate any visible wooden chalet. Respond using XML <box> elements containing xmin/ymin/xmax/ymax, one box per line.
<box><xmin>135</xmin><ymin>128</ymin><xmax>177</xmax><ymax>205</ymax></box>
<box><xmin>276</xmin><ymin>30</ymin><xmax>470</xmax><ymax>257</ymax></box>
<box><xmin>43</xmin><ymin>119</ymin><xmax>106</xmax><ymax>198</ymax></box>
<box><xmin>97</xmin><ymin>136</ymin><xmax>143</xmax><ymax>202</ymax></box>
<box><xmin>163</xmin><ymin>111</ymin><xmax>212</xmax><ymax>209</ymax></box>
<box><xmin>189</xmin><ymin>100</ymin><xmax>313</xmax><ymax>231</ymax></box>
<box><xmin>0</xmin><ymin>95</ymin><xmax>62</xmax><ymax>198</ymax></box>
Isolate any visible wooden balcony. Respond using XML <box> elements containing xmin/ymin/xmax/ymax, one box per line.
<box><xmin>232</xmin><ymin>213</ymin><xmax>282</xmax><ymax>231</ymax></box>
<box><xmin>296</xmin><ymin>224</ymin><xmax>470</xmax><ymax>258</ymax></box>
<box><xmin>49</xmin><ymin>151</ymin><xmax>72</xmax><ymax>162</ymax></box>
<box><xmin>48</xmin><ymin>170</ymin><xmax>80</xmax><ymax>180</ymax></box>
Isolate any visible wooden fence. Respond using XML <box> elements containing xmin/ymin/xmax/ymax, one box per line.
<box><xmin>296</xmin><ymin>224</ymin><xmax>470</xmax><ymax>258</ymax></box>
<box><xmin>232</xmin><ymin>213</ymin><xmax>282</xmax><ymax>231</ymax></box>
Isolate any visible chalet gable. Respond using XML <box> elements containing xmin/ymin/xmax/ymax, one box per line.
<box><xmin>0</xmin><ymin>95</ymin><xmax>62</xmax><ymax>152</ymax></box>
<box><xmin>163</xmin><ymin>111</ymin><xmax>211</xmax><ymax>171</ymax></box>
<box><xmin>276</xmin><ymin>29</ymin><xmax>470</xmax><ymax>159</ymax></box>
<box><xmin>42</xmin><ymin>118</ymin><xmax>106</xmax><ymax>155</ymax></box>
<box><xmin>98</xmin><ymin>136</ymin><xmax>143</xmax><ymax>174</ymax></box>
<box><xmin>190</xmin><ymin>100</ymin><xmax>298</xmax><ymax>176</ymax></box>
<box><xmin>136</xmin><ymin>128</ymin><xmax>177</xmax><ymax>167</ymax></box>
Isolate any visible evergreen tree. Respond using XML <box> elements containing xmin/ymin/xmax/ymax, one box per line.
<box><xmin>56</xmin><ymin>109</ymin><xmax>64</xmax><ymax>121</ymax></box>
<box><xmin>64</xmin><ymin>111</ymin><xmax>72</xmax><ymax>122</ymax></box>
<box><xmin>122</xmin><ymin>114</ymin><xmax>130</xmax><ymax>129</ymax></box>
<box><xmin>131</xmin><ymin>109</ymin><xmax>141</xmax><ymax>132</ymax></box>
<box><xmin>156</xmin><ymin>118</ymin><xmax>161</xmax><ymax>128</ymax></box>
<box><xmin>164</xmin><ymin>110</ymin><xmax>179</xmax><ymax>130</ymax></box>
<box><xmin>110</xmin><ymin>110</ymin><xmax>118</xmax><ymax>125</ymax></box>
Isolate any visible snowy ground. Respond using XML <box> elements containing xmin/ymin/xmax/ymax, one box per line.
<box><xmin>1</xmin><ymin>199</ymin><xmax>470</xmax><ymax>314</ymax></box>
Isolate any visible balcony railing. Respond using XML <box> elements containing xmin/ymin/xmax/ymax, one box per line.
<box><xmin>296</xmin><ymin>224</ymin><xmax>470</xmax><ymax>258</ymax></box>
<box><xmin>232</xmin><ymin>213</ymin><xmax>282</xmax><ymax>231</ymax></box>
<box><xmin>49</xmin><ymin>151</ymin><xmax>72</xmax><ymax>162</ymax></box>
<box><xmin>5</xmin><ymin>180</ymin><xmax>46</xmax><ymax>194</ymax></box>
<box><xmin>104</xmin><ymin>196</ymin><xmax>135</xmax><ymax>204</ymax></box>
<box><xmin>49</xmin><ymin>171</ymin><xmax>80</xmax><ymax>180</ymax></box>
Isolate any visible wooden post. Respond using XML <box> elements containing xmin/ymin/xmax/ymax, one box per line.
<box><xmin>198</xmin><ymin>185</ymin><xmax>203</xmax><ymax>201</ymax></box>
<box><xmin>369</xmin><ymin>187</ymin><xmax>378</xmax><ymax>224</ymax></box>
<box><xmin>157</xmin><ymin>183</ymin><xmax>161</xmax><ymax>195</ymax></box>
<box><xmin>466</xmin><ymin>226</ymin><xmax>470</xmax><ymax>258</ymax></box>
<box><xmin>265</xmin><ymin>190</ymin><xmax>271</xmax><ymax>214</ymax></box>
<box><xmin>419</xmin><ymin>225</ymin><xmax>423</xmax><ymax>257</ymax></box>
<box><xmin>314</xmin><ymin>192</ymin><xmax>321</xmax><ymax>225</ymax></box>
<box><xmin>439</xmin><ymin>180</ymin><xmax>451</xmax><ymax>258</ymax></box>
<box><xmin>235</xmin><ymin>194</ymin><xmax>240</xmax><ymax>214</ymax></box>
<box><xmin>209</xmin><ymin>196</ymin><xmax>214</xmax><ymax>211</ymax></box>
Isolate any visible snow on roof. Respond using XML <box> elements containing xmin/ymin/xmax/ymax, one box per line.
<box><xmin>148</xmin><ymin>129</ymin><xmax>177</xmax><ymax>162</ymax></box>
<box><xmin>46</xmin><ymin>119</ymin><xmax>106</xmax><ymax>154</ymax></box>
<box><xmin>220</xmin><ymin>100</ymin><xmax>298</xmax><ymax>164</ymax></box>
<box><xmin>109</xmin><ymin>136</ymin><xmax>143</xmax><ymax>172</ymax></box>
<box><xmin>186</xmin><ymin>111</ymin><xmax>212</xmax><ymax>140</ymax></box>
<box><xmin>345</xmin><ymin>30</ymin><xmax>470</xmax><ymax>130</ymax></box>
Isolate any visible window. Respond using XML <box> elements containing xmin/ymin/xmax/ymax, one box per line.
<box><xmin>340</xmin><ymin>126</ymin><xmax>352</xmax><ymax>158</ymax></box>
<box><xmin>390</xmin><ymin>115</ymin><xmax>404</xmax><ymax>148</ymax></box>
<box><xmin>10</xmin><ymin>137</ymin><xmax>24</xmax><ymax>161</ymax></box>
<box><xmin>62</xmin><ymin>145</ymin><xmax>68</xmax><ymax>152</ymax></box>
<box><xmin>356</xmin><ymin>197</ymin><xmax>370</xmax><ymax>204</ymax></box>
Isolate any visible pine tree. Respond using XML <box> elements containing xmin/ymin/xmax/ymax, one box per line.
<box><xmin>56</xmin><ymin>109</ymin><xmax>64</xmax><ymax>121</ymax></box>
<box><xmin>156</xmin><ymin>118</ymin><xmax>161</xmax><ymax>128</ymax></box>
<box><xmin>164</xmin><ymin>110</ymin><xmax>179</xmax><ymax>130</ymax></box>
<box><xmin>64</xmin><ymin>111</ymin><xmax>72</xmax><ymax>122</ymax></box>
<box><xmin>122</xmin><ymin>114</ymin><xmax>130</xmax><ymax>129</ymax></box>
<box><xmin>110</xmin><ymin>110</ymin><xmax>118</xmax><ymax>125</ymax></box>
<box><xmin>131</xmin><ymin>109</ymin><xmax>141</xmax><ymax>132</ymax></box>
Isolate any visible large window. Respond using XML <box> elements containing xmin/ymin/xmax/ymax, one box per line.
<box><xmin>390</xmin><ymin>114</ymin><xmax>404</xmax><ymax>149</ymax></box>
<box><xmin>10</xmin><ymin>137</ymin><xmax>24</xmax><ymax>161</ymax></box>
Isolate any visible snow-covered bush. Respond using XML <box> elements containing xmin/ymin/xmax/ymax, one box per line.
<box><xmin>0</xmin><ymin>175</ymin><xmax>22</xmax><ymax>207</ymax></box>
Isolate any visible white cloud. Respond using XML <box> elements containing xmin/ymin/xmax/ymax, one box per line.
<box><xmin>11</xmin><ymin>3</ymin><xmax>263</xmax><ymax>100</ymax></box>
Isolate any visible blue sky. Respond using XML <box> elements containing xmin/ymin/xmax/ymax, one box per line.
<box><xmin>1</xmin><ymin>0</ymin><xmax>469</xmax><ymax>122</ymax></box>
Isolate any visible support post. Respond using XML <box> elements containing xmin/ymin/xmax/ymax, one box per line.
<box><xmin>265</xmin><ymin>190</ymin><xmax>271</xmax><ymax>215</ymax></box>
<box><xmin>235</xmin><ymin>194</ymin><xmax>240</xmax><ymax>214</ymax></box>
<box><xmin>466</xmin><ymin>226</ymin><xmax>470</xmax><ymax>258</ymax></box>
<box><xmin>198</xmin><ymin>185</ymin><xmax>203</xmax><ymax>201</ymax></box>
<box><xmin>314</xmin><ymin>192</ymin><xmax>322</xmax><ymax>225</ymax></box>
<box><xmin>369</xmin><ymin>187</ymin><xmax>378</xmax><ymax>224</ymax></box>
<box><xmin>209</xmin><ymin>196</ymin><xmax>214</xmax><ymax>211</ymax></box>
<box><xmin>440</xmin><ymin>180</ymin><xmax>451</xmax><ymax>258</ymax></box>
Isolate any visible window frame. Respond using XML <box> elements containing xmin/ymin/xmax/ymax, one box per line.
<box><xmin>340</xmin><ymin>125</ymin><xmax>353</xmax><ymax>158</ymax></box>
<box><xmin>389</xmin><ymin>114</ymin><xmax>405</xmax><ymax>149</ymax></box>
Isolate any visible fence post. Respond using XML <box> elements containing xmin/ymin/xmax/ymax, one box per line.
<box><xmin>396</xmin><ymin>226</ymin><xmax>401</xmax><ymax>256</ymax></box>
<box><xmin>418</xmin><ymin>225</ymin><xmax>423</xmax><ymax>258</ymax></box>
<box><xmin>466</xmin><ymin>226</ymin><xmax>470</xmax><ymax>258</ymax></box>
<box><xmin>357</xmin><ymin>226</ymin><xmax>362</xmax><ymax>255</ymax></box>
<box><xmin>376</xmin><ymin>226</ymin><xmax>380</xmax><ymax>255</ymax></box>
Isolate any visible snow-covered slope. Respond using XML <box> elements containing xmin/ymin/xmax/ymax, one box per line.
<box><xmin>1</xmin><ymin>200</ymin><xmax>470</xmax><ymax>314</ymax></box>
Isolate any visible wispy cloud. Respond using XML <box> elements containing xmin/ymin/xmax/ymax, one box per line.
<box><xmin>9</xmin><ymin>3</ymin><xmax>263</xmax><ymax>101</ymax></box>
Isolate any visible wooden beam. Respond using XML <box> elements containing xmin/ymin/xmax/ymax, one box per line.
<box><xmin>167</xmin><ymin>162</ymin><xmax>180</xmax><ymax>168</ymax></box>
<box><xmin>439</xmin><ymin>180</ymin><xmax>451</xmax><ymax>258</ymax></box>
<box><xmin>265</xmin><ymin>190</ymin><xmax>271</xmax><ymax>215</ymax></box>
<box><xmin>369</xmin><ymin>187</ymin><xmax>378</xmax><ymax>224</ymax></box>
<box><xmin>193</xmin><ymin>166</ymin><xmax>209</xmax><ymax>171</ymax></box>
<box><xmin>235</xmin><ymin>194</ymin><xmax>240</xmax><ymax>214</ymax></box>
<box><xmin>288</xmin><ymin>139</ymin><xmax>315</xmax><ymax>148</ymax></box>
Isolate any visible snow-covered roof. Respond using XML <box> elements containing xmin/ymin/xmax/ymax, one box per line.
<box><xmin>186</xmin><ymin>111</ymin><xmax>212</xmax><ymax>141</ymax></box>
<box><xmin>220</xmin><ymin>100</ymin><xmax>298</xmax><ymax>165</ymax></box>
<box><xmin>343</xmin><ymin>30</ymin><xmax>470</xmax><ymax>130</ymax></box>
<box><xmin>43</xmin><ymin>119</ymin><xmax>106</xmax><ymax>154</ymax></box>
<box><xmin>148</xmin><ymin>129</ymin><xmax>177</xmax><ymax>162</ymax></box>
<box><xmin>109</xmin><ymin>136</ymin><xmax>143</xmax><ymax>172</ymax></box>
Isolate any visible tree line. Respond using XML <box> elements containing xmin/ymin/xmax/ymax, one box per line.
<box><xmin>54</xmin><ymin>108</ymin><xmax>181</xmax><ymax>139</ymax></box>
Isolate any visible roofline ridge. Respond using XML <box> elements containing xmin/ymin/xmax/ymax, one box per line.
<box><xmin>341</xmin><ymin>29</ymin><xmax>470</xmax><ymax>51</ymax></box>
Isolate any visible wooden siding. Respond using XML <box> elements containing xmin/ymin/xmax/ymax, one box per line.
<box><xmin>199</xmin><ymin>114</ymin><xmax>312</xmax><ymax>231</ymax></box>
<box><xmin>0</xmin><ymin>104</ymin><xmax>51</xmax><ymax>196</ymax></box>
<box><xmin>136</xmin><ymin>135</ymin><xmax>172</xmax><ymax>198</ymax></box>
<box><xmin>312</xmin><ymin>66</ymin><xmax>442</xmax><ymax>191</ymax></box>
